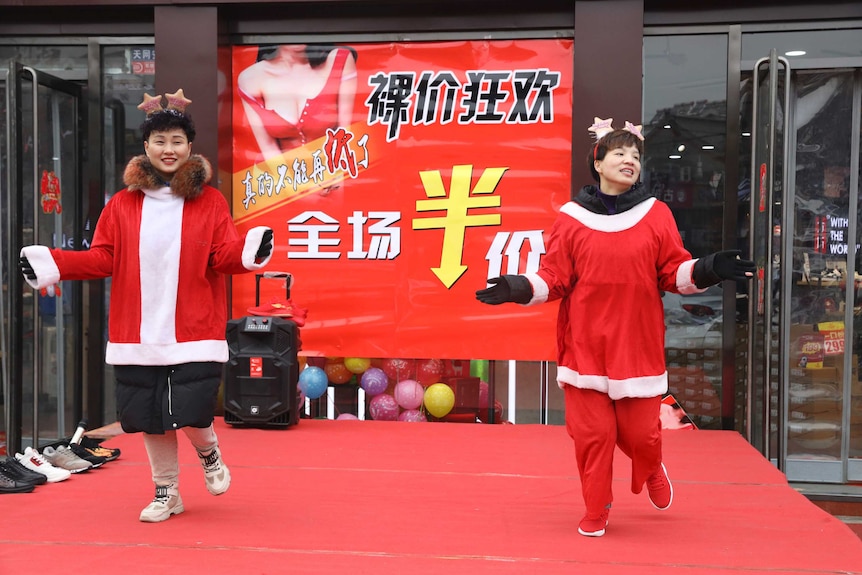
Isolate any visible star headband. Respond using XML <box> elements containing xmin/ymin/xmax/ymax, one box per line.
<box><xmin>588</xmin><ymin>117</ymin><xmax>644</xmax><ymax>142</ymax></box>
<box><xmin>588</xmin><ymin>117</ymin><xmax>644</xmax><ymax>159</ymax></box>
<box><xmin>137</xmin><ymin>89</ymin><xmax>193</xmax><ymax>116</ymax></box>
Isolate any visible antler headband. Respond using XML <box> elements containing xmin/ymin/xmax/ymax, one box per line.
<box><xmin>137</xmin><ymin>89</ymin><xmax>193</xmax><ymax>116</ymax></box>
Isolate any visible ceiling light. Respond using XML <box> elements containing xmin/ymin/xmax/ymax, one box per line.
<box><xmin>702</xmin><ymin>145</ymin><xmax>715</xmax><ymax>150</ymax></box>
<box><xmin>663</xmin><ymin>124</ymin><xmax>671</xmax><ymax>129</ymax></box>
<box><xmin>785</xmin><ymin>50</ymin><xmax>807</xmax><ymax>57</ymax></box>
<box><xmin>669</xmin><ymin>154</ymin><xmax>681</xmax><ymax>159</ymax></box>
<box><xmin>677</xmin><ymin>144</ymin><xmax>685</xmax><ymax>152</ymax></box>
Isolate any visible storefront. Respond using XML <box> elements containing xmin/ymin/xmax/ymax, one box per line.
<box><xmin>2</xmin><ymin>0</ymin><xmax>862</xmax><ymax>491</ymax></box>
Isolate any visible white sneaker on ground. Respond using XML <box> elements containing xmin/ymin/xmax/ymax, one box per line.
<box><xmin>198</xmin><ymin>446</ymin><xmax>231</xmax><ymax>496</ymax></box>
<box><xmin>15</xmin><ymin>447</ymin><xmax>71</xmax><ymax>483</ymax></box>
<box><xmin>42</xmin><ymin>445</ymin><xmax>93</xmax><ymax>473</ymax></box>
<box><xmin>139</xmin><ymin>485</ymin><xmax>184</xmax><ymax>523</ymax></box>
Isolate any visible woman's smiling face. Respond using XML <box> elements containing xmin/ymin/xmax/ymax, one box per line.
<box><xmin>144</xmin><ymin>128</ymin><xmax>192</xmax><ymax>181</ymax></box>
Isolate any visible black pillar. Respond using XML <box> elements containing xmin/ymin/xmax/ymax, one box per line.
<box><xmin>154</xmin><ymin>6</ymin><xmax>220</xmax><ymax>182</ymax></box>
<box><xmin>572</xmin><ymin>0</ymin><xmax>644</xmax><ymax>191</ymax></box>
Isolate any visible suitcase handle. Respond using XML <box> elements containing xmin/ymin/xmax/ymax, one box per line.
<box><xmin>255</xmin><ymin>272</ymin><xmax>293</xmax><ymax>305</ymax></box>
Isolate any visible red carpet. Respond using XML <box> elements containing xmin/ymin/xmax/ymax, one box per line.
<box><xmin>2</xmin><ymin>418</ymin><xmax>862</xmax><ymax>574</ymax></box>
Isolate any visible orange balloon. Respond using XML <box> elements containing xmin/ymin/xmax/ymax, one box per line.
<box><xmin>324</xmin><ymin>361</ymin><xmax>353</xmax><ymax>385</ymax></box>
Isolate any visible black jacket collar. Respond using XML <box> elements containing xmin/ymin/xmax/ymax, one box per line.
<box><xmin>573</xmin><ymin>182</ymin><xmax>653</xmax><ymax>215</ymax></box>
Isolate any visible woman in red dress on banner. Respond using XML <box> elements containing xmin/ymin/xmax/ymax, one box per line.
<box><xmin>237</xmin><ymin>44</ymin><xmax>358</xmax><ymax>159</ymax></box>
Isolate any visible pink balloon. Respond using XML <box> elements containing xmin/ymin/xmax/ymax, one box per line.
<box><xmin>336</xmin><ymin>413</ymin><xmax>359</xmax><ymax>420</ymax></box>
<box><xmin>393</xmin><ymin>378</ymin><xmax>424</xmax><ymax>410</ymax></box>
<box><xmin>368</xmin><ymin>393</ymin><xmax>400</xmax><ymax>421</ymax></box>
<box><xmin>398</xmin><ymin>409</ymin><xmax>427</xmax><ymax>422</ymax></box>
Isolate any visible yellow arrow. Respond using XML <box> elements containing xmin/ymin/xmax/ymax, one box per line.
<box><xmin>413</xmin><ymin>165</ymin><xmax>506</xmax><ymax>288</ymax></box>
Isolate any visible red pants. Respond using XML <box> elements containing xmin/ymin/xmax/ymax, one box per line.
<box><xmin>564</xmin><ymin>386</ymin><xmax>663</xmax><ymax>514</ymax></box>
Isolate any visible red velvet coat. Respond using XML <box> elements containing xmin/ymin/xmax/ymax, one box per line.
<box><xmin>21</xmin><ymin>154</ymin><xmax>272</xmax><ymax>367</ymax></box>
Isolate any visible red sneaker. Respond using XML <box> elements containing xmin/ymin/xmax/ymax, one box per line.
<box><xmin>647</xmin><ymin>462</ymin><xmax>673</xmax><ymax>510</ymax></box>
<box><xmin>247</xmin><ymin>299</ymin><xmax>307</xmax><ymax>327</ymax></box>
<box><xmin>578</xmin><ymin>507</ymin><xmax>610</xmax><ymax>537</ymax></box>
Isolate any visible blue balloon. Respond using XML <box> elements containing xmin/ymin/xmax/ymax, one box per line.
<box><xmin>299</xmin><ymin>365</ymin><xmax>328</xmax><ymax>400</ymax></box>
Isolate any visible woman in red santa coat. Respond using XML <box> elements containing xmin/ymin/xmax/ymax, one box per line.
<box><xmin>476</xmin><ymin>118</ymin><xmax>754</xmax><ymax>537</ymax></box>
<box><xmin>20</xmin><ymin>90</ymin><xmax>274</xmax><ymax>523</ymax></box>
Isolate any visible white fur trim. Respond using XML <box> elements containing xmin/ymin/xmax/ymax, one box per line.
<box><xmin>19</xmin><ymin>245</ymin><xmax>60</xmax><ymax>290</ymax></box>
<box><xmin>557</xmin><ymin>365</ymin><xmax>667</xmax><ymax>399</ymax></box>
<box><xmin>106</xmin><ymin>340</ymin><xmax>229</xmax><ymax>365</ymax></box>
<box><xmin>244</xmin><ymin>226</ymin><xmax>272</xmax><ymax>270</ymax></box>
<box><xmin>560</xmin><ymin>197</ymin><xmax>656</xmax><ymax>231</ymax></box>
<box><xmin>525</xmin><ymin>272</ymin><xmax>549</xmax><ymax>305</ymax></box>
<box><xmin>676</xmin><ymin>259</ymin><xmax>704</xmax><ymax>295</ymax></box>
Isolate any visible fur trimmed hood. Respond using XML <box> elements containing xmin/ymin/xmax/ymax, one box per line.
<box><xmin>123</xmin><ymin>154</ymin><xmax>212</xmax><ymax>200</ymax></box>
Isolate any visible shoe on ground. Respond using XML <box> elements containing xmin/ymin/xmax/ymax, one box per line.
<box><xmin>15</xmin><ymin>447</ymin><xmax>71</xmax><ymax>482</ymax></box>
<box><xmin>42</xmin><ymin>445</ymin><xmax>93</xmax><ymax>473</ymax></box>
<box><xmin>0</xmin><ymin>465</ymin><xmax>35</xmax><ymax>493</ymax></box>
<box><xmin>198</xmin><ymin>446</ymin><xmax>231</xmax><ymax>496</ymax></box>
<box><xmin>578</xmin><ymin>507</ymin><xmax>610</xmax><ymax>537</ymax></box>
<box><xmin>139</xmin><ymin>485</ymin><xmax>184</xmax><ymax>523</ymax></box>
<box><xmin>0</xmin><ymin>458</ymin><xmax>47</xmax><ymax>486</ymax></box>
<box><xmin>79</xmin><ymin>437</ymin><xmax>121</xmax><ymax>461</ymax></box>
<box><xmin>247</xmin><ymin>298</ymin><xmax>307</xmax><ymax>327</ymax></box>
<box><xmin>647</xmin><ymin>462</ymin><xmax>673</xmax><ymax>510</ymax></box>
<box><xmin>66</xmin><ymin>443</ymin><xmax>107</xmax><ymax>468</ymax></box>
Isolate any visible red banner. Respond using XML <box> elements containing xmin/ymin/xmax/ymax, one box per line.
<box><xmin>229</xmin><ymin>39</ymin><xmax>572</xmax><ymax>360</ymax></box>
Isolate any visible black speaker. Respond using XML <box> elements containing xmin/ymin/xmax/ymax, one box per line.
<box><xmin>223</xmin><ymin>316</ymin><xmax>301</xmax><ymax>428</ymax></box>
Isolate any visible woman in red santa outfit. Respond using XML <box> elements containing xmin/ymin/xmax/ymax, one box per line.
<box><xmin>19</xmin><ymin>90</ymin><xmax>274</xmax><ymax>523</ymax></box>
<box><xmin>476</xmin><ymin>118</ymin><xmax>754</xmax><ymax>537</ymax></box>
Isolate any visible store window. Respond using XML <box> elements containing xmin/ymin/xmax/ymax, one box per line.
<box><xmin>643</xmin><ymin>34</ymin><xmax>729</xmax><ymax>429</ymax></box>
<box><xmin>224</xmin><ymin>39</ymin><xmax>574</xmax><ymax>424</ymax></box>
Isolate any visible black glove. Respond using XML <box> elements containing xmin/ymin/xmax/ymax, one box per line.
<box><xmin>255</xmin><ymin>229</ymin><xmax>273</xmax><ymax>259</ymax></box>
<box><xmin>693</xmin><ymin>250</ymin><xmax>756</xmax><ymax>288</ymax></box>
<box><xmin>19</xmin><ymin>256</ymin><xmax>36</xmax><ymax>280</ymax></box>
<box><xmin>475</xmin><ymin>275</ymin><xmax>533</xmax><ymax>305</ymax></box>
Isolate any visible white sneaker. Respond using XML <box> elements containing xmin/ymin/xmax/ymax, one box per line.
<box><xmin>42</xmin><ymin>445</ymin><xmax>93</xmax><ymax>473</ymax></box>
<box><xmin>15</xmin><ymin>447</ymin><xmax>71</xmax><ymax>483</ymax></box>
<box><xmin>198</xmin><ymin>446</ymin><xmax>231</xmax><ymax>495</ymax></box>
<box><xmin>139</xmin><ymin>485</ymin><xmax>184</xmax><ymax>523</ymax></box>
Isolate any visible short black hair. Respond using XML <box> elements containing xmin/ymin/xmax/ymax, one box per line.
<box><xmin>141</xmin><ymin>110</ymin><xmax>196</xmax><ymax>143</ymax></box>
<box><xmin>587</xmin><ymin>129</ymin><xmax>644</xmax><ymax>182</ymax></box>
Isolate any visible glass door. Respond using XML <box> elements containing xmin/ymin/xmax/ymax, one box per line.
<box><xmin>784</xmin><ymin>68</ymin><xmax>859</xmax><ymax>483</ymax></box>
<box><xmin>747</xmin><ymin>52</ymin><xmax>862</xmax><ymax>483</ymax></box>
<box><xmin>3</xmin><ymin>62</ymin><xmax>84</xmax><ymax>454</ymax></box>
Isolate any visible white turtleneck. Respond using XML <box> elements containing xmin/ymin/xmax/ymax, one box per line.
<box><xmin>139</xmin><ymin>186</ymin><xmax>185</xmax><ymax>344</ymax></box>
